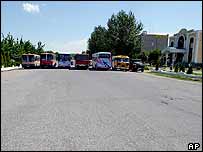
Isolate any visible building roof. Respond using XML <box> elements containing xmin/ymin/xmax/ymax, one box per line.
<box><xmin>145</xmin><ymin>33</ymin><xmax>169</xmax><ymax>36</ymax></box>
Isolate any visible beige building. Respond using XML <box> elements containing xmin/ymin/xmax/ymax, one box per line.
<box><xmin>140</xmin><ymin>31</ymin><xmax>169</xmax><ymax>52</ymax></box>
<box><xmin>162</xmin><ymin>28</ymin><xmax>202</xmax><ymax>65</ymax></box>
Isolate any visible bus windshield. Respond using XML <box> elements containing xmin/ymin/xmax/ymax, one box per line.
<box><xmin>114</xmin><ymin>58</ymin><xmax>129</xmax><ymax>62</ymax></box>
<box><xmin>123</xmin><ymin>58</ymin><xmax>129</xmax><ymax>62</ymax></box>
<box><xmin>99</xmin><ymin>54</ymin><xmax>110</xmax><ymax>58</ymax></box>
<box><xmin>75</xmin><ymin>54</ymin><xmax>89</xmax><ymax>60</ymax></box>
<box><xmin>28</xmin><ymin>55</ymin><xmax>35</xmax><ymax>62</ymax></box>
<box><xmin>59</xmin><ymin>54</ymin><xmax>70</xmax><ymax>61</ymax></box>
<box><xmin>115</xmin><ymin>58</ymin><xmax>122</xmax><ymax>62</ymax></box>
<box><xmin>47</xmin><ymin>54</ymin><xmax>53</xmax><ymax>60</ymax></box>
<box><xmin>22</xmin><ymin>55</ymin><xmax>27</xmax><ymax>62</ymax></box>
<box><xmin>41</xmin><ymin>54</ymin><xmax>46</xmax><ymax>60</ymax></box>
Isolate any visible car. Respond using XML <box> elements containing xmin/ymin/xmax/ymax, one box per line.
<box><xmin>130</xmin><ymin>59</ymin><xmax>144</xmax><ymax>72</ymax></box>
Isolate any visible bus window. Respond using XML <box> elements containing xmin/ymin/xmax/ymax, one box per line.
<box><xmin>115</xmin><ymin>58</ymin><xmax>122</xmax><ymax>62</ymax></box>
<box><xmin>22</xmin><ymin>55</ymin><xmax>27</xmax><ymax>62</ymax></box>
<box><xmin>28</xmin><ymin>55</ymin><xmax>34</xmax><ymax>62</ymax></box>
<box><xmin>75</xmin><ymin>54</ymin><xmax>89</xmax><ymax>61</ymax></box>
<box><xmin>47</xmin><ymin>54</ymin><xmax>53</xmax><ymax>60</ymax></box>
<box><xmin>123</xmin><ymin>58</ymin><xmax>129</xmax><ymax>62</ymax></box>
<box><xmin>59</xmin><ymin>54</ymin><xmax>70</xmax><ymax>61</ymax></box>
<box><xmin>41</xmin><ymin>54</ymin><xmax>46</xmax><ymax>60</ymax></box>
<box><xmin>35</xmin><ymin>56</ymin><xmax>40</xmax><ymax>61</ymax></box>
<box><xmin>99</xmin><ymin>54</ymin><xmax>110</xmax><ymax>58</ymax></box>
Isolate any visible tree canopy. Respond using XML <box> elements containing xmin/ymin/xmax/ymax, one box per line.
<box><xmin>88</xmin><ymin>10</ymin><xmax>143</xmax><ymax>57</ymax></box>
<box><xmin>1</xmin><ymin>33</ymin><xmax>45</xmax><ymax>67</ymax></box>
<box><xmin>88</xmin><ymin>25</ymin><xmax>109</xmax><ymax>57</ymax></box>
<box><xmin>148</xmin><ymin>49</ymin><xmax>161</xmax><ymax>65</ymax></box>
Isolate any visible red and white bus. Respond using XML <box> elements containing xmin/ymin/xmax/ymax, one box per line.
<box><xmin>74</xmin><ymin>54</ymin><xmax>89</xmax><ymax>69</ymax></box>
<box><xmin>22</xmin><ymin>54</ymin><xmax>40</xmax><ymax>68</ymax></box>
<box><xmin>40</xmin><ymin>53</ymin><xmax>57</xmax><ymax>68</ymax></box>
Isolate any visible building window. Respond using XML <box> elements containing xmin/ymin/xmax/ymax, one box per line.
<box><xmin>188</xmin><ymin>37</ymin><xmax>194</xmax><ymax>63</ymax></box>
<box><xmin>177</xmin><ymin>36</ymin><xmax>184</xmax><ymax>49</ymax></box>
<box><xmin>170</xmin><ymin>41</ymin><xmax>174</xmax><ymax>47</ymax></box>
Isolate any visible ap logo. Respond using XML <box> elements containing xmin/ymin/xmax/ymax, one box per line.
<box><xmin>188</xmin><ymin>143</ymin><xmax>200</xmax><ymax>150</ymax></box>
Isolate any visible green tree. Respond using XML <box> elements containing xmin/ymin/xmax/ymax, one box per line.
<box><xmin>36</xmin><ymin>41</ymin><xmax>45</xmax><ymax>54</ymax></box>
<box><xmin>148</xmin><ymin>49</ymin><xmax>161</xmax><ymax>66</ymax></box>
<box><xmin>88</xmin><ymin>25</ymin><xmax>109</xmax><ymax>56</ymax></box>
<box><xmin>107</xmin><ymin>10</ymin><xmax>143</xmax><ymax>57</ymax></box>
<box><xmin>55</xmin><ymin>52</ymin><xmax>59</xmax><ymax>60</ymax></box>
<box><xmin>1</xmin><ymin>33</ymin><xmax>15</xmax><ymax>67</ymax></box>
<box><xmin>139</xmin><ymin>51</ymin><xmax>148</xmax><ymax>63</ymax></box>
<box><xmin>1</xmin><ymin>33</ymin><xmax>46</xmax><ymax>67</ymax></box>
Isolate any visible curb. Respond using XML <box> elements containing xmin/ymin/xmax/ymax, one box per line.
<box><xmin>1</xmin><ymin>66</ymin><xmax>22</xmax><ymax>72</ymax></box>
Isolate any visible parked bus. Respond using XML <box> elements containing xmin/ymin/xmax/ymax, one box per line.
<box><xmin>112</xmin><ymin>55</ymin><xmax>130</xmax><ymax>71</ymax></box>
<box><xmin>58</xmin><ymin>53</ymin><xmax>71</xmax><ymax>69</ymax></box>
<box><xmin>74</xmin><ymin>54</ymin><xmax>89</xmax><ymax>69</ymax></box>
<box><xmin>22</xmin><ymin>54</ymin><xmax>40</xmax><ymax>69</ymax></box>
<box><xmin>92</xmin><ymin>52</ymin><xmax>112</xmax><ymax>70</ymax></box>
<box><xmin>40</xmin><ymin>53</ymin><xmax>57</xmax><ymax>68</ymax></box>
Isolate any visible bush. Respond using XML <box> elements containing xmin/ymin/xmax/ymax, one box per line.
<box><xmin>179</xmin><ymin>63</ymin><xmax>185</xmax><ymax>72</ymax></box>
<box><xmin>179</xmin><ymin>66</ymin><xmax>185</xmax><ymax>72</ymax></box>
<box><xmin>155</xmin><ymin>64</ymin><xmax>159</xmax><ymax>71</ymax></box>
<box><xmin>186</xmin><ymin>66</ymin><xmax>193</xmax><ymax>74</ymax></box>
<box><xmin>144</xmin><ymin>66</ymin><xmax>149</xmax><ymax>70</ymax></box>
<box><xmin>174</xmin><ymin>64</ymin><xmax>179</xmax><ymax>72</ymax></box>
<box><xmin>162</xmin><ymin>64</ymin><xmax>167</xmax><ymax>68</ymax></box>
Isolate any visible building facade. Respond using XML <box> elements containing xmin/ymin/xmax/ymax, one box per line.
<box><xmin>162</xmin><ymin>28</ymin><xmax>202</xmax><ymax>65</ymax></box>
<box><xmin>140</xmin><ymin>31</ymin><xmax>169</xmax><ymax>52</ymax></box>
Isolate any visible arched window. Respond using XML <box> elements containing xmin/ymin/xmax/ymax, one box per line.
<box><xmin>188</xmin><ymin>37</ymin><xmax>194</xmax><ymax>63</ymax></box>
<box><xmin>170</xmin><ymin>41</ymin><xmax>174</xmax><ymax>47</ymax></box>
<box><xmin>189</xmin><ymin>37</ymin><xmax>194</xmax><ymax>49</ymax></box>
<box><xmin>177</xmin><ymin>36</ymin><xmax>184</xmax><ymax>49</ymax></box>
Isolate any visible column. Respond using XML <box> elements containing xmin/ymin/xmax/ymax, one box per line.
<box><xmin>172</xmin><ymin>53</ymin><xmax>175</xmax><ymax>66</ymax></box>
<box><xmin>194</xmin><ymin>31</ymin><xmax>199</xmax><ymax>63</ymax></box>
<box><xmin>165</xmin><ymin>53</ymin><xmax>168</xmax><ymax>65</ymax></box>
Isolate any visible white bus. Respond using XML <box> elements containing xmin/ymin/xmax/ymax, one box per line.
<box><xmin>22</xmin><ymin>54</ymin><xmax>40</xmax><ymax>68</ymax></box>
<box><xmin>92</xmin><ymin>52</ymin><xmax>112</xmax><ymax>70</ymax></box>
<box><xmin>58</xmin><ymin>53</ymin><xmax>71</xmax><ymax>69</ymax></box>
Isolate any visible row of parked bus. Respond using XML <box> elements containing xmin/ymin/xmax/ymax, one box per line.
<box><xmin>22</xmin><ymin>52</ymin><xmax>144</xmax><ymax>72</ymax></box>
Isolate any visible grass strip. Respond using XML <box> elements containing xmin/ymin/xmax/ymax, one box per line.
<box><xmin>147</xmin><ymin>71</ymin><xmax>202</xmax><ymax>82</ymax></box>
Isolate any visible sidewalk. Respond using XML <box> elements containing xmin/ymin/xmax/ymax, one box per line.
<box><xmin>1</xmin><ymin>65</ymin><xmax>22</xmax><ymax>72</ymax></box>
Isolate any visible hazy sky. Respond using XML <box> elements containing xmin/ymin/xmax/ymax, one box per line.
<box><xmin>1</xmin><ymin>1</ymin><xmax>202</xmax><ymax>53</ymax></box>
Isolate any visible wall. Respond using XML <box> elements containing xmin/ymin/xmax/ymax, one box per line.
<box><xmin>141</xmin><ymin>34</ymin><xmax>168</xmax><ymax>52</ymax></box>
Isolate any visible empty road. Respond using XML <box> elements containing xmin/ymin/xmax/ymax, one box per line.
<box><xmin>1</xmin><ymin>69</ymin><xmax>202</xmax><ymax>151</ymax></box>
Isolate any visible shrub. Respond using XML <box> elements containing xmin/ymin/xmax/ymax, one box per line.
<box><xmin>174</xmin><ymin>64</ymin><xmax>179</xmax><ymax>72</ymax></box>
<box><xmin>144</xmin><ymin>66</ymin><xmax>149</xmax><ymax>70</ymax></box>
<box><xmin>179</xmin><ymin>63</ymin><xmax>185</xmax><ymax>72</ymax></box>
<box><xmin>155</xmin><ymin>64</ymin><xmax>159</xmax><ymax>71</ymax></box>
<box><xmin>186</xmin><ymin>66</ymin><xmax>193</xmax><ymax>74</ymax></box>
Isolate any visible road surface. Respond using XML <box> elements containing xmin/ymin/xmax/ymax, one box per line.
<box><xmin>1</xmin><ymin>69</ymin><xmax>202</xmax><ymax>151</ymax></box>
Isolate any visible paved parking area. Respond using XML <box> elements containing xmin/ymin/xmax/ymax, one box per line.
<box><xmin>1</xmin><ymin>69</ymin><xmax>202</xmax><ymax>151</ymax></box>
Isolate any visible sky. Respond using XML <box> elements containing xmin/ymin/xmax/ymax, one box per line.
<box><xmin>1</xmin><ymin>1</ymin><xmax>202</xmax><ymax>53</ymax></box>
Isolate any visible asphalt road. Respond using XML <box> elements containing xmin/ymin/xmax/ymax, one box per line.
<box><xmin>1</xmin><ymin>69</ymin><xmax>202</xmax><ymax>151</ymax></box>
